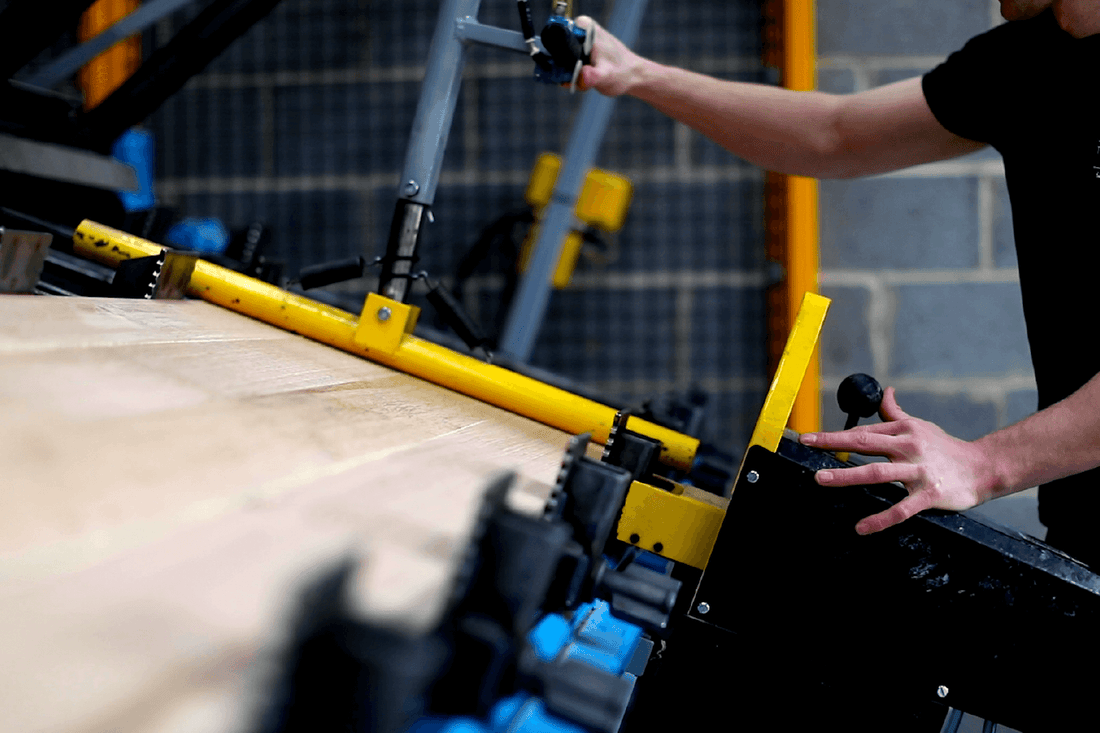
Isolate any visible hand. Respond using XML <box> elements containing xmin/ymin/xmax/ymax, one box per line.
<box><xmin>573</xmin><ymin>16</ymin><xmax>646</xmax><ymax>96</ymax></box>
<box><xmin>799</xmin><ymin>387</ymin><xmax>997</xmax><ymax>535</ymax></box>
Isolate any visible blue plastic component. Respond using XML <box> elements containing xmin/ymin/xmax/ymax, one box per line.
<box><xmin>408</xmin><ymin>717</ymin><xmax>490</xmax><ymax>733</ymax></box>
<box><xmin>165</xmin><ymin>217</ymin><xmax>230</xmax><ymax>254</ymax></box>
<box><xmin>528</xmin><ymin>612</ymin><xmax>571</xmax><ymax>662</ymax></box>
<box><xmin>533</xmin><ymin>16</ymin><xmax>587</xmax><ymax>85</ymax></box>
<box><xmin>112</xmin><ymin>129</ymin><xmax>156</xmax><ymax>212</ymax></box>
<box><xmin>561</xmin><ymin>601</ymin><xmax>643</xmax><ymax>675</ymax></box>
<box><xmin>489</xmin><ymin>694</ymin><xmax>587</xmax><ymax>733</ymax></box>
<box><xmin>408</xmin><ymin>602</ymin><xmax>645</xmax><ymax>732</ymax></box>
<box><xmin>632</xmin><ymin>550</ymin><xmax>674</xmax><ymax>576</ymax></box>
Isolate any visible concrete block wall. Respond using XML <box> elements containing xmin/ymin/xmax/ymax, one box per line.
<box><xmin>815</xmin><ymin>0</ymin><xmax>1038</xmax><ymax>447</ymax></box>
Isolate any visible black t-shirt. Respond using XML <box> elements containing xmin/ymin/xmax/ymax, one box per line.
<box><xmin>922</xmin><ymin>10</ymin><xmax>1100</xmax><ymax>532</ymax></box>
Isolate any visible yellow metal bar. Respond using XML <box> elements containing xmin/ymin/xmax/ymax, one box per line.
<box><xmin>617</xmin><ymin>481</ymin><xmax>726</xmax><ymax>570</ymax></box>
<box><xmin>72</xmin><ymin>220</ymin><xmax>700</xmax><ymax>470</ymax></box>
<box><xmin>747</xmin><ymin>291</ymin><xmax>829</xmax><ymax>454</ymax></box>
<box><xmin>783</xmin><ymin>0</ymin><xmax>821</xmax><ymax>434</ymax></box>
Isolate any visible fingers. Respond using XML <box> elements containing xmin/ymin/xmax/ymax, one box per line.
<box><xmin>800</xmin><ymin>424</ymin><xmax>904</xmax><ymax>456</ymax></box>
<box><xmin>577</xmin><ymin>64</ymin><xmax>599</xmax><ymax>92</ymax></box>
<box><xmin>814</xmin><ymin>461</ymin><xmax>922</xmax><ymax>488</ymax></box>
<box><xmin>879</xmin><ymin>386</ymin><xmax>910</xmax><ymax>422</ymax></box>
<box><xmin>855</xmin><ymin>492</ymin><xmax>935</xmax><ymax>535</ymax></box>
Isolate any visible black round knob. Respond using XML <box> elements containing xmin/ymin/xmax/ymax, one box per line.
<box><xmin>837</xmin><ymin>373</ymin><xmax>883</xmax><ymax>429</ymax></box>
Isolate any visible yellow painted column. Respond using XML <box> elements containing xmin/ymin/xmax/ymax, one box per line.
<box><xmin>782</xmin><ymin>0</ymin><xmax>821</xmax><ymax>434</ymax></box>
<box><xmin>79</xmin><ymin>0</ymin><xmax>142</xmax><ymax>110</ymax></box>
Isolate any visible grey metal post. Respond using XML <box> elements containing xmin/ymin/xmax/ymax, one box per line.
<box><xmin>401</xmin><ymin>0</ymin><xmax>482</xmax><ymax>209</ymax></box>
<box><xmin>498</xmin><ymin>0</ymin><xmax>649</xmax><ymax>362</ymax></box>
<box><xmin>378</xmin><ymin>0</ymin><xmax>482</xmax><ymax>302</ymax></box>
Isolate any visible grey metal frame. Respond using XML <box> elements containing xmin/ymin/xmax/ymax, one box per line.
<box><xmin>498</xmin><ymin>0</ymin><xmax>648</xmax><ymax>361</ymax></box>
<box><xmin>392</xmin><ymin>0</ymin><xmax>647</xmax><ymax>361</ymax></box>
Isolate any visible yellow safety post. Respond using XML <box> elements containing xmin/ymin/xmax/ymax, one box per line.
<box><xmin>747</xmin><ymin>291</ymin><xmax>830</xmax><ymax>455</ymax></box>
<box><xmin>763</xmin><ymin>0</ymin><xmax>822</xmax><ymax>435</ymax></box>
<box><xmin>79</xmin><ymin>0</ymin><xmax>142</xmax><ymax>110</ymax></box>
<box><xmin>783</xmin><ymin>0</ymin><xmax>821</xmax><ymax>435</ymax></box>
<box><xmin>72</xmin><ymin>220</ymin><xmax>700</xmax><ymax>470</ymax></box>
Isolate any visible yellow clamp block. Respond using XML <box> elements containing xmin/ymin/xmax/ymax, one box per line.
<box><xmin>617</xmin><ymin>480</ymin><xmax>727</xmax><ymax>570</ymax></box>
<box><xmin>521</xmin><ymin>153</ymin><xmax>633</xmax><ymax>289</ymax></box>
<box><xmin>354</xmin><ymin>292</ymin><xmax>420</xmax><ymax>355</ymax></box>
<box><xmin>526</xmin><ymin>153</ymin><xmax>633</xmax><ymax>232</ymax></box>
<box><xmin>517</xmin><ymin>228</ymin><xmax>584</xmax><ymax>289</ymax></box>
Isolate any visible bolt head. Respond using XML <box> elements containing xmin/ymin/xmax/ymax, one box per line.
<box><xmin>377</xmin><ymin>306</ymin><xmax>392</xmax><ymax>322</ymax></box>
<box><xmin>403</xmin><ymin>180</ymin><xmax>420</xmax><ymax>197</ymax></box>
<box><xmin>746</xmin><ymin>470</ymin><xmax>760</xmax><ymax>484</ymax></box>
<box><xmin>936</xmin><ymin>685</ymin><xmax>949</xmax><ymax>698</ymax></box>
<box><xmin>696</xmin><ymin>602</ymin><xmax>710</xmax><ymax>615</ymax></box>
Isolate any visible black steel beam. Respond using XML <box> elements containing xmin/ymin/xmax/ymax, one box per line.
<box><xmin>0</xmin><ymin>0</ymin><xmax>98</xmax><ymax>81</ymax></box>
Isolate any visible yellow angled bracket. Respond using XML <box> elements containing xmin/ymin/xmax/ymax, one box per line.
<box><xmin>355</xmin><ymin>292</ymin><xmax>420</xmax><ymax>355</ymax></box>
<box><xmin>617</xmin><ymin>481</ymin><xmax>727</xmax><ymax>570</ymax></box>
<box><xmin>748</xmin><ymin>291</ymin><xmax>830</xmax><ymax>455</ymax></box>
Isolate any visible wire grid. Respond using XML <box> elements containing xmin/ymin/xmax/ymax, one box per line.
<box><xmin>142</xmin><ymin>0</ymin><xmax>769</xmax><ymax>455</ymax></box>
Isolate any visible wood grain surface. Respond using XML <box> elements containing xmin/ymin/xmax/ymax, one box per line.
<box><xmin>0</xmin><ymin>295</ymin><xmax>571</xmax><ymax>733</ymax></box>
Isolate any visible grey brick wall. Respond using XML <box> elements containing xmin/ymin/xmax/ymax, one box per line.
<box><xmin>816</xmin><ymin>0</ymin><xmax>1037</xmax><ymax>444</ymax></box>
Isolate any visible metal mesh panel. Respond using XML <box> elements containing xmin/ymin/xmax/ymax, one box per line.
<box><xmin>141</xmin><ymin>0</ymin><xmax>768</xmax><ymax>454</ymax></box>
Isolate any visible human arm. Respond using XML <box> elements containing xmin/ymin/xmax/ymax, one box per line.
<box><xmin>799</xmin><ymin>375</ymin><xmax>1100</xmax><ymax>535</ymax></box>
<box><xmin>574</xmin><ymin>16</ymin><xmax>986</xmax><ymax>179</ymax></box>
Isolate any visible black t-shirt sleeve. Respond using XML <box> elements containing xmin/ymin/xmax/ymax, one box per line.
<box><xmin>921</xmin><ymin>20</ymin><xmax>1022</xmax><ymax>147</ymax></box>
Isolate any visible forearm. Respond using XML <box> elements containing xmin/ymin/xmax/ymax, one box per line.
<box><xmin>975</xmin><ymin>373</ymin><xmax>1100</xmax><ymax>500</ymax></box>
<box><xmin>624</xmin><ymin>59</ymin><xmax>846</xmax><ymax>177</ymax></box>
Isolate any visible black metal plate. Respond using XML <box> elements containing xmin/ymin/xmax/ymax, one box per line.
<box><xmin>686</xmin><ymin>440</ymin><xmax>1100</xmax><ymax>731</ymax></box>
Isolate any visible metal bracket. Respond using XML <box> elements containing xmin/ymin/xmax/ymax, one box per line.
<box><xmin>0</xmin><ymin>227</ymin><xmax>53</xmax><ymax>293</ymax></box>
<box><xmin>0</xmin><ymin>131</ymin><xmax>139</xmax><ymax>192</ymax></box>
<box><xmin>113</xmin><ymin>249</ymin><xmax>198</xmax><ymax>299</ymax></box>
<box><xmin>354</xmin><ymin>292</ymin><xmax>421</xmax><ymax>355</ymax></box>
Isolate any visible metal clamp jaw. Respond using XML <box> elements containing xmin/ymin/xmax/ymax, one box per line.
<box><xmin>518</xmin><ymin>1</ymin><xmax>593</xmax><ymax>92</ymax></box>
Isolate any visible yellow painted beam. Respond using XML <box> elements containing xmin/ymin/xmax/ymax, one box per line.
<box><xmin>72</xmin><ymin>220</ymin><xmax>700</xmax><ymax>470</ymax></box>
<box><xmin>617</xmin><ymin>481</ymin><xmax>726</xmax><ymax>570</ymax></box>
<box><xmin>748</xmin><ymin>291</ymin><xmax>830</xmax><ymax>454</ymax></box>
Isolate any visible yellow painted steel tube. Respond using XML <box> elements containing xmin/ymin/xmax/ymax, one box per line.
<box><xmin>73</xmin><ymin>221</ymin><xmax>699</xmax><ymax>470</ymax></box>
<box><xmin>783</xmin><ymin>0</ymin><xmax>822</xmax><ymax>434</ymax></box>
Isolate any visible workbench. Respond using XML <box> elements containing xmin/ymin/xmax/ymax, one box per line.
<box><xmin>0</xmin><ymin>294</ymin><xmax>569</xmax><ymax>733</ymax></box>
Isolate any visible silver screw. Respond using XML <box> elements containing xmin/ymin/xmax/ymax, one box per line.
<box><xmin>746</xmin><ymin>470</ymin><xmax>760</xmax><ymax>484</ymax></box>
<box><xmin>937</xmin><ymin>685</ymin><xmax>949</xmax><ymax>699</ymax></box>
<box><xmin>696</xmin><ymin>602</ymin><xmax>710</xmax><ymax>615</ymax></box>
<box><xmin>403</xmin><ymin>180</ymin><xmax>420</xmax><ymax>197</ymax></box>
<box><xmin>377</xmin><ymin>306</ymin><xmax>392</xmax><ymax>322</ymax></box>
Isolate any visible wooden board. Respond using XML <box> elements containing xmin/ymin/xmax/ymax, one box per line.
<box><xmin>0</xmin><ymin>295</ymin><xmax>571</xmax><ymax>733</ymax></box>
